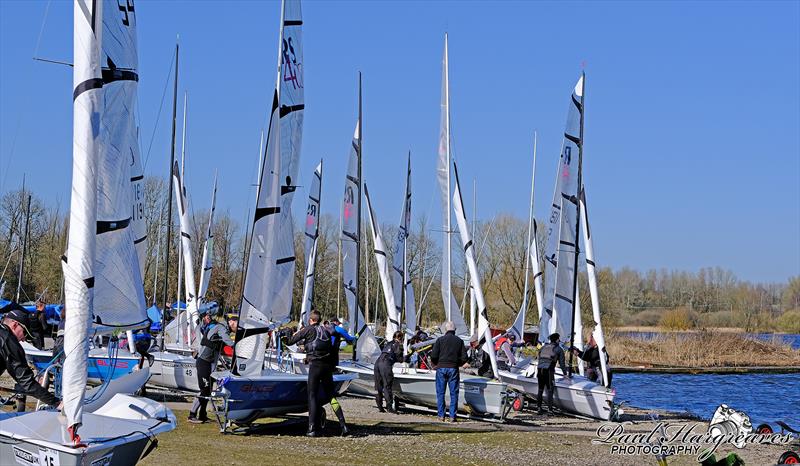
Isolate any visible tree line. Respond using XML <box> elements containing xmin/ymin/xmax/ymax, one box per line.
<box><xmin>1</xmin><ymin>180</ymin><xmax>798</xmax><ymax>333</ymax></box>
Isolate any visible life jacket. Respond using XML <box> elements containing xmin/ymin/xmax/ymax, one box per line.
<box><xmin>307</xmin><ymin>325</ymin><xmax>332</xmax><ymax>355</ymax></box>
<box><xmin>494</xmin><ymin>337</ymin><xmax>509</xmax><ymax>352</ymax></box>
<box><xmin>200</xmin><ymin>322</ymin><xmax>222</xmax><ymax>351</ymax></box>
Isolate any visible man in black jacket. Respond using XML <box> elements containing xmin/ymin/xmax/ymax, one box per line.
<box><xmin>0</xmin><ymin>309</ymin><xmax>60</xmax><ymax>409</ymax></box>
<box><xmin>374</xmin><ymin>330</ymin><xmax>403</xmax><ymax>413</ymax></box>
<box><xmin>430</xmin><ymin>321</ymin><xmax>468</xmax><ymax>422</ymax></box>
<box><xmin>285</xmin><ymin>310</ymin><xmax>335</xmax><ymax>437</ymax></box>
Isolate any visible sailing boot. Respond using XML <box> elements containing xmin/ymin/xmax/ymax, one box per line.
<box><xmin>330</xmin><ymin>397</ymin><xmax>350</xmax><ymax>436</ymax></box>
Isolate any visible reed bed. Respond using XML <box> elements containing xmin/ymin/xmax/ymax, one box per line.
<box><xmin>606</xmin><ymin>330</ymin><xmax>800</xmax><ymax>368</ymax></box>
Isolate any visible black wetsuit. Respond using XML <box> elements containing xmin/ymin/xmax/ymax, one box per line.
<box><xmin>374</xmin><ymin>339</ymin><xmax>402</xmax><ymax>411</ymax></box>
<box><xmin>0</xmin><ymin>323</ymin><xmax>59</xmax><ymax>407</ymax></box>
<box><xmin>286</xmin><ymin>324</ymin><xmax>334</xmax><ymax>434</ymax></box>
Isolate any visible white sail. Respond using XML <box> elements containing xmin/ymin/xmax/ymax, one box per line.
<box><xmin>172</xmin><ymin>162</ymin><xmax>199</xmax><ymax>344</ymax></box>
<box><xmin>341</xmin><ymin>120</ymin><xmax>381</xmax><ymax>363</ymax></box>
<box><xmin>274</xmin><ymin>0</ymin><xmax>304</xmax><ymax>321</ymax></box>
<box><xmin>436</xmin><ymin>34</ymin><xmax>468</xmax><ymax>336</ymax></box>
<box><xmin>452</xmin><ymin>162</ymin><xmax>498</xmax><ymax>377</ymax></box>
<box><xmin>364</xmin><ymin>184</ymin><xmax>401</xmax><ymax>340</ymax></box>
<box><xmin>541</xmin><ymin>74</ymin><xmax>584</xmax><ymax>344</ymax></box>
<box><xmin>98</xmin><ymin>3</ymin><xmax>147</xmax><ymax>277</ymax></box>
<box><xmin>237</xmin><ymin>90</ymin><xmax>281</xmax><ymax>375</ymax></box>
<box><xmin>64</xmin><ymin>0</ymin><xmax>148</xmax><ymax>432</ymax></box>
<box><xmin>573</xmin><ymin>285</ymin><xmax>584</xmax><ymax>376</ymax></box>
<box><xmin>299</xmin><ymin>161</ymin><xmax>322</xmax><ymax>327</ymax></box>
<box><xmin>63</xmin><ymin>0</ymin><xmax>104</xmax><ymax>431</ymax></box>
<box><xmin>391</xmin><ymin>155</ymin><xmax>416</xmax><ymax>335</ymax></box>
<box><xmin>579</xmin><ymin>188</ymin><xmax>609</xmax><ymax>385</ymax></box>
<box><xmin>198</xmin><ymin>174</ymin><xmax>217</xmax><ymax>304</ymax></box>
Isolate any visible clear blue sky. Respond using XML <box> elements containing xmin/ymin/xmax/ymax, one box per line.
<box><xmin>1</xmin><ymin>1</ymin><xmax>798</xmax><ymax>283</ymax></box>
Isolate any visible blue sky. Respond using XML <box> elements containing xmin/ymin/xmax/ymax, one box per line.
<box><xmin>1</xmin><ymin>0</ymin><xmax>798</xmax><ymax>283</ymax></box>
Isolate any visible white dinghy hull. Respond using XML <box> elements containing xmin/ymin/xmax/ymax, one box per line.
<box><xmin>0</xmin><ymin>395</ymin><xmax>176</xmax><ymax>466</ymax></box>
<box><xmin>498</xmin><ymin>364</ymin><xmax>615</xmax><ymax>420</ymax></box>
<box><xmin>339</xmin><ymin>361</ymin><xmax>509</xmax><ymax>417</ymax></box>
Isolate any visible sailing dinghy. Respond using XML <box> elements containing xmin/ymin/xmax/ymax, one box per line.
<box><xmin>496</xmin><ymin>74</ymin><xmax>616</xmax><ymax>420</ymax></box>
<box><xmin>0</xmin><ymin>2</ymin><xmax>175</xmax><ymax>463</ymax></box>
<box><xmin>211</xmin><ymin>0</ymin><xmax>354</xmax><ymax>429</ymax></box>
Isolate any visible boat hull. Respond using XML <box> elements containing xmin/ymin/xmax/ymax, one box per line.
<box><xmin>146</xmin><ymin>351</ymin><xmax>200</xmax><ymax>392</ymax></box>
<box><xmin>338</xmin><ymin>361</ymin><xmax>508</xmax><ymax>416</ymax></box>
<box><xmin>0</xmin><ymin>395</ymin><xmax>176</xmax><ymax>466</ymax></box>
<box><xmin>212</xmin><ymin>370</ymin><xmax>356</xmax><ymax>423</ymax></box>
<box><xmin>24</xmin><ymin>343</ymin><xmax>140</xmax><ymax>383</ymax></box>
<box><xmin>497</xmin><ymin>365</ymin><xmax>615</xmax><ymax>420</ymax></box>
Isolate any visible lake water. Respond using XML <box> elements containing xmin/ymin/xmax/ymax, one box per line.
<box><xmin>614</xmin><ymin>372</ymin><xmax>800</xmax><ymax>428</ymax></box>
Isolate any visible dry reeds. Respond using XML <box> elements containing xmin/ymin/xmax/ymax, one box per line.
<box><xmin>606</xmin><ymin>330</ymin><xmax>800</xmax><ymax>368</ymax></box>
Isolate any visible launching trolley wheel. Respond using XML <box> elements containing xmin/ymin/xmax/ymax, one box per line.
<box><xmin>756</xmin><ymin>423</ymin><xmax>774</xmax><ymax>434</ymax></box>
<box><xmin>779</xmin><ymin>451</ymin><xmax>800</xmax><ymax>464</ymax></box>
<box><xmin>512</xmin><ymin>395</ymin><xmax>524</xmax><ymax>412</ymax></box>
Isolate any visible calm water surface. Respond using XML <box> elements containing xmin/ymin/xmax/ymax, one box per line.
<box><xmin>614</xmin><ymin>372</ymin><xmax>800</xmax><ymax>428</ymax></box>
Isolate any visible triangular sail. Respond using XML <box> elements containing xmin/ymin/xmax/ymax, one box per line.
<box><xmin>299</xmin><ymin>161</ymin><xmax>322</xmax><ymax>327</ymax></box>
<box><xmin>436</xmin><ymin>34</ymin><xmax>468</xmax><ymax>336</ymax></box>
<box><xmin>541</xmin><ymin>75</ymin><xmax>584</xmax><ymax>344</ymax></box>
<box><xmin>391</xmin><ymin>155</ymin><xmax>416</xmax><ymax>337</ymax></box>
<box><xmin>579</xmin><ymin>188</ymin><xmax>610</xmax><ymax>385</ymax></box>
<box><xmin>341</xmin><ymin>120</ymin><xmax>380</xmax><ymax>363</ymax></box>
<box><xmin>364</xmin><ymin>184</ymin><xmax>401</xmax><ymax>340</ymax></box>
<box><xmin>98</xmin><ymin>0</ymin><xmax>147</xmax><ymax>278</ymax></box>
<box><xmin>237</xmin><ymin>0</ymin><xmax>303</xmax><ymax>375</ymax></box>
<box><xmin>197</xmin><ymin>174</ymin><xmax>217</xmax><ymax>304</ymax></box>
<box><xmin>452</xmin><ymin>162</ymin><xmax>498</xmax><ymax>377</ymax></box>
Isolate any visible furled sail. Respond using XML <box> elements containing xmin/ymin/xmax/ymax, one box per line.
<box><xmin>391</xmin><ymin>155</ymin><xmax>416</xmax><ymax>335</ymax></box>
<box><xmin>64</xmin><ymin>0</ymin><xmax>148</xmax><ymax>433</ymax></box>
<box><xmin>172</xmin><ymin>162</ymin><xmax>199</xmax><ymax>344</ymax></box>
<box><xmin>198</xmin><ymin>174</ymin><xmax>217</xmax><ymax>304</ymax></box>
<box><xmin>299</xmin><ymin>161</ymin><xmax>321</xmax><ymax>327</ymax></box>
<box><xmin>436</xmin><ymin>34</ymin><xmax>468</xmax><ymax>336</ymax></box>
<box><xmin>364</xmin><ymin>184</ymin><xmax>401</xmax><ymax>340</ymax></box>
<box><xmin>342</xmin><ymin>120</ymin><xmax>380</xmax><ymax>363</ymax></box>
<box><xmin>541</xmin><ymin>74</ymin><xmax>584</xmax><ymax>344</ymax></box>
<box><xmin>452</xmin><ymin>162</ymin><xmax>498</xmax><ymax>377</ymax></box>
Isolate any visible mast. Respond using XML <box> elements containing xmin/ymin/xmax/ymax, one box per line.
<box><xmin>444</xmin><ymin>33</ymin><xmax>452</xmax><ymax>322</ymax></box>
<box><xmin>176</xmin><ymin>91</ymin><xmax>187</xmax><ymax>322</ymax></box>
<box><xmin>160</xmin><ymin>40</ymin><xmax>178</xmax><ymax>347</ymax></box>
<box><xmin>567</xmin><ymin>72</ymin><xmax>586</xmax><ymax>376</ymax></box>
<box><xmin>16</xmin><ymin>185</ymin><xmax>31</xmax><ymax>302</ymax></box>
<box><xmin>353</xmin><ymin>72</ymin><xmax>362</xmax><ymax>361</ymax></box>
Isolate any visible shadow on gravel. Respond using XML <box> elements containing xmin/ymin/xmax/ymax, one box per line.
<box><xmin>224</xmin><ymin>417</ymin><xmax>501</xmax><ymax>438</ymax></box>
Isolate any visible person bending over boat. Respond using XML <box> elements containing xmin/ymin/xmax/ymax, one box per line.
<box><xmin>374</xmin><ymin>330</ymin><xmax>404</xmax><ymax>414</ymax></box>
<box><xmin>188</xmin><ymin>309</ymin><xmax>234</xmax><ymax>424</ymax></box>
<box><xmin>285</xmin><ymin>310</ymin><xmax>335</xmax><ymax>437</ymax></box>
<box><xmin>571</xmin><ymin>334</ymin><xmax>612</xmax><ymax>386</ymax></box>
<box><xmin>431</xmin><ymin>321</ymin><xmax>469</xmax><ymax>422</ymax></box>
<box><xmin>536</xmin><ymin>333</ymin><xmax>569</xmax><ymax>415</ymax></box>
<box><xmin>0</xmin><ymin>309</ymin><xmax>61</xmax><ymax>410</ymax></box>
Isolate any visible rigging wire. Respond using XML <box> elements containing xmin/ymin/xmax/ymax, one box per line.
<box><xmin>142</xmin><ymin>49</ymin><xmax>177</xmax><ymax>171</ymax></box>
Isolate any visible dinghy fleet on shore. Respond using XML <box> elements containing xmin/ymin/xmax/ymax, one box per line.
<box><xmin>1</xmin><ymin>0</ymin><xmax>618</xmax><ymax>462</ymax></box>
